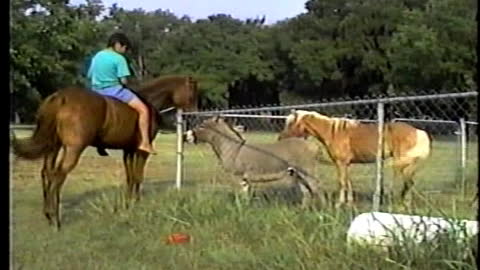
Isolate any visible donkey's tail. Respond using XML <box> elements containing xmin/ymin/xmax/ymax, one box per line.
<box><xmin>12</xmin><ymin>92</ymin><xmax>64</xmax><ymax>160</ymax></box>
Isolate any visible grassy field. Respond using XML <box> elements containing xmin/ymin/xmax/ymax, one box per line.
<box><xmin>11</xmin><ymin>130</ymin><xmax>478</xmax><ymax>269</ymax></box>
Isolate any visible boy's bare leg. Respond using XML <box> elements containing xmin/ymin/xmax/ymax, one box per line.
<box><xmin>127</xmin><ymin>98</ymin><xmax>156</xmax><ymax>154</ymax></box>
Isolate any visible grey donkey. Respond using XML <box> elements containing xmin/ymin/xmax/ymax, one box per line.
<box><xmin>185</xmin><ymin>116</ymin><xmax>324</xmax><ymax>207</ymax></box>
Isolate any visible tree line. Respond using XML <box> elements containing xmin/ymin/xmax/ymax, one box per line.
<box><xmin>11</xmin><ymin>0</ymin><xmax>477</xmax><ymax>122</ymax></box>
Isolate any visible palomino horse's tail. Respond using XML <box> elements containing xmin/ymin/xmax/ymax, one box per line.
<box><xmin>12</xmin><ymin>92</ymin><xmax>64</xmax><ymax>159</ymax></box>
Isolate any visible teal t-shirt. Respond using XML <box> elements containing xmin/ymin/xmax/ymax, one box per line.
<box><xmin>87</xmin><ymin>49</ymin><xmax>131</xmax><ymax>90</ymax></box>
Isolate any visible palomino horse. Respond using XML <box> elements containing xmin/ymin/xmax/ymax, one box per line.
<box><xmin>278</xmin><ymin>110</ymin><xmax>432</xmax><ymax>207</ymax></box>
<box><xmin>12</xmin><ymin>75</ymin><xmax>199</xmax><ymax>229</ymax></box>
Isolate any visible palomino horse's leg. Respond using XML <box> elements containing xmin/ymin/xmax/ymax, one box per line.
<box><xmin>45</xmin><ymin>145</ymin><xmax>84</xmax><ymax>230</ymax></box>
<box><xmin>335</xmin><ymin>162</ymin><xmax>348</xmax><ymax>208</ymax></box>
<box><xmin>399</xmin><ymin>162</ymin><xmax>418</xmax><ymax>204</ymax></box>
<box><xmin>345</xmin><ymin>167</ymin><xmax>354</xmax><ymax>204</ymax></box>
<box><xmin>41</xmin><ymin>147</ymin><xmax>60</xmax><ymax>225</ymax></box>
<box><xmin>392</xmin><ymin>157</ymin><xmax>417</xmax><ymax>206</ymax></box>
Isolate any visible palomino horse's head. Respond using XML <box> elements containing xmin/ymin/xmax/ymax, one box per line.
<box><xmin>187</xmin><ymin>116</ymin><xmax>244</xmax><ymax>144</ymax></box>
<box><xmin>278</xmin><ymin>110</ymin><xmax>310</xmax><ymax>140</ymax></box>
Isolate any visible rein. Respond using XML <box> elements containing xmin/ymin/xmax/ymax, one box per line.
<box><xmin>158</xmin><ymin>106</ymin><xmax>175</xmax><ymax>114</ymax></box>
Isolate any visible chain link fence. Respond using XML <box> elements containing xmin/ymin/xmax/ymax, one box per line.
<box><xmin>179</xmin><ymin>92</ymin><xmax>478</xmax><ymax>209</ymax></box>
<box><xmin>10</xmin><ymin>91</ymin><xmax>478</xmax><ymax>210</ymax></box>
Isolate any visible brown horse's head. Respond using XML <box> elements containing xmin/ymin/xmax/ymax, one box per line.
<box><xmin>136</xmin><ymin>75</ymin><xmax>199</xmax><ymax>112</ymax></box>
<box><xmin>172</xmin><ymin>76</ymin><xmax>199</xmax><ymax>112</ymax></box>
<box><xmin>278</xmin><ymin>110</ymin><xmax>310</xmax><ymax>140</ymax></box>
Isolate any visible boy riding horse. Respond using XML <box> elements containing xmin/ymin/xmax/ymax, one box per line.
<box><xmin>87</xmin><ymin>32</ymin><xmax>156</xmax><ymax>154</ymax></box>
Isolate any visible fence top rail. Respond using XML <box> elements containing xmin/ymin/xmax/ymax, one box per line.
<box><xmin>183</xmin><ymin>91</ymin><xmax>477</xmax><ymax>116</ymax></box>
<box><xmin>10</xmin><ymin>118</ymin><xmax>477</xmax><ymax>129</ymax></box>
<box><xmin>9</xmin><ymin>124</ymin><xmax>35</xmax><ymax>129</ymax></box>
<box><xmin>393</xmin><ymin>118</ymin><xmax>479</xmax><ymax>125</ymax></box>
<box><xmin>188</xmin><ymin>114</ymin><xmax>289</xmax><ymax>119</ymax></box>
<box><xmin>393</xmin><ymin>118</ymin><xmax>459</xmax><ymax>124</ymax></box>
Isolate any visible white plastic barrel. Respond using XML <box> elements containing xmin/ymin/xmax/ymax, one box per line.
<box><xmin>347</xmin><ymin>212</ymin><xmax>478</xmax><ymax>249</ymax></box>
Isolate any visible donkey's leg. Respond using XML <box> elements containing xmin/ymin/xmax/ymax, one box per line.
<box><xmin>45</xmin><ymin>145</ymin><xmax>84</xmax><ymax>230</ymax></box>
<box><xmin>132</xmin><ymin>151</ymin><xmax>149</xmax><ymax>202</ymax></box>
<box><xmin>41</xmin><ymin>147</ymin><xmax>60</xmax><ymax>225</ymax></box>
<box><xmin>290</xmin><ymin>169</ymin><xmax>317</xmax><ymax>209</ymax></box>
<box><xmin>122</xmin><ymin>151</ymin><xmax>135</xmax><ymax>208</ymax></box>
<box><xmin>240</xmin><ymin>180</ymin><xmax>251</xmax><ymax>193</ymax></box>
<box><xmin>239</xmin><ymin>176</ymin><xmax>252</xmax><ymax>203</ymax></box>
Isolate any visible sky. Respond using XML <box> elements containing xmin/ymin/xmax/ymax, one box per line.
<box><xmin>70</xmin><ymin>0</ymin><xmax>308</xmax><ymax>24</ymax></box>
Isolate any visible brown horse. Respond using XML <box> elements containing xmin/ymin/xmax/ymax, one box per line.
<box><xmin>12</xmin><ymin>75</ymin><xmax>199</xmax><ymax>229</ymax></box>
<box><xmin>278</xmin><ymin>110</ymin><xmax>432</xmax><ymax>207</ymax></box>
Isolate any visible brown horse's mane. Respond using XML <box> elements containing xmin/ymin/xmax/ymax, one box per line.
<box><xmin>137</xmin><ymin>75</ymin><xmax>188</xmax><ymax>92</ymax></box>
<box><xmin>129</xmin><ymin>75</ymin><xmax>197</xmax><ymax>112</ymax></box>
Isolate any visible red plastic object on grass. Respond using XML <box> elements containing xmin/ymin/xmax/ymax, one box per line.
<box><xmin>166</xmin><ymin>233</ymin><xmax>191</xmax><ymax>245</ymax></box>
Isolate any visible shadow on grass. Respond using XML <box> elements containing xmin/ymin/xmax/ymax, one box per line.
<box><xmin>60</xmin><ymin>176</ymin><xmax>388</xmax><ymax>227</ymax></box>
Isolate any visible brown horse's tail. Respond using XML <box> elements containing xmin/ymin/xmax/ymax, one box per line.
<box><xmin>12</xmin><ymin>93</ymin><xmax>64</xmax><ymax>160</ymax></box>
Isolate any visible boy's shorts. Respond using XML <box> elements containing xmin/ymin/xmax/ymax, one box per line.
<box><xmin>92</xmin><ymin>85</ymin><xmax>137</xmax><ymax>103</ymax></box>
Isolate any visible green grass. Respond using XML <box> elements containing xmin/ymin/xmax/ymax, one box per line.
<box><xmin>11</xmin><ymin>130</ymin><xmax>478</xmax><ymax>269</ymax></box>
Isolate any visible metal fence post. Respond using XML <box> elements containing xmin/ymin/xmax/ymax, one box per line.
<box><xmin>373</xmin><ymin>101</ymin><xmax>385</xmax><ymax>211</ymax></box>
<box><xmin>459</xmin><ymin>118</ymin><xmax>467</xmax><ymax>198</ymax></box>
<box><xmin>176</xmin><ymin>109</ymin><xmax>184</xmax><ymax>190</ymax></box>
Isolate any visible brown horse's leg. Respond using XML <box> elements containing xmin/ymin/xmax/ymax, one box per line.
<box><xmin>335</xmin><ymin>162</ymin><xmax>348</xmax><ymax>208</ymax></box>
<box><xmin>132</xmin><ymin>151</ymin><xmax>148</xmax><ymax>201</ymax></box>
<box><xmin>122</xmin><ymin>151</ymin><xmax>135</xmax><ymax>208</ymax></box>
<box><xmin>41</xmin><ymin>147</ymin><xmax>60</xmax><ymax>225</ymax></box>
<box><xmin>45</xmin><ymin>145</ymin><xmax>84</xmax><ymax>230</ymax></box>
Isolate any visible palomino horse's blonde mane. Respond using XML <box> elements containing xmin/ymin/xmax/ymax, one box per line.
<box><xmin>286</xmin><ymin>110</ymin><xmax>359</xmax><ymax>135</ymax></box>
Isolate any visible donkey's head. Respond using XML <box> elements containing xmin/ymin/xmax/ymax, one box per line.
<box><xmin>186</xmin><ymin>116</ymin><xmax>244</xmax><ymax>144</ymax></box>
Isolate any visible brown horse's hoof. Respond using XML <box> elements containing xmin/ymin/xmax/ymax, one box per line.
<box><xmin>45</xmin><ymin>215</ymin><xmax>54</xmax><ymax>226</ymax></box>
<box><xmin>97</xmin><ymin>147</ymin><xmax>109</xmax><ymax>156</ymax></box>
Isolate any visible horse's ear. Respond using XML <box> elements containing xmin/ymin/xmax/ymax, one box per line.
<box><xmin>213</xmin><ymin>115</ymin><xmax>221</xmax><ymax>122</ymax></box>
<box><xmin>288</xmin><ymin>109</ymin><xmax>298</xmax><ymax>123</ymax></box>
<box><xmin>290</xmin><ymin>109</ymin><xmax>298</xmax><ymax>119</ymax></box>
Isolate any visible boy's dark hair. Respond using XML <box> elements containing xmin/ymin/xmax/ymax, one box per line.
<box><xmin>107</xmin><ymin>32</ymin><xmax>132</xmax><ymax>49</ymax></box>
